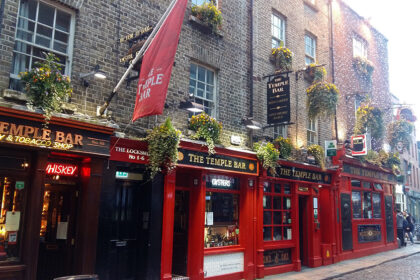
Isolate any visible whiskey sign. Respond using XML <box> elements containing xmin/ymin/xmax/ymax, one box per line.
<box><xmin>267</xmin><ymin>75</ymin><xmax>290</xmax><ymax>124</ymax></box>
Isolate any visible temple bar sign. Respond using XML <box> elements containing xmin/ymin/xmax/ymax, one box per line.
<box><xmin>267</xmin><ymin>75</ymin><xmax>291</xmax><ymax>124</ymax></box>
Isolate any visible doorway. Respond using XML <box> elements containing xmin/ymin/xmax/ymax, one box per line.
<box><xmin>172</xmin><ymin>190</ymin><xmax>190</xmax><ymax>277</ymax></box>
<box><xmin>37</xmin><ymin>184</ymin><xmax>79</xmax><ymax>280</ymax></box>
<box><xmin>299</xmin><ymin>196</ymin><xmax>309</xmax><ymax>266</ymax></box>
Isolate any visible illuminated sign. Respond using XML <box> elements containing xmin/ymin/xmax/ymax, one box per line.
<box><xmin>351</xmin><ymin>134</ymin><xmax>367</xmax><ymax>156</ymax></box>
<box><xmin>211</xmin><ymin>178</ymin><xmax>231</xmax><ymax>187</ymax></box>
<box><xmin>46</xmin><ymin>163</ymin><xmax>78</xmax><ymax>176</ymax></box>
<box><xmin>116</xmin><ymin>171</ymin><xmax>129</xmax><ymax>179</ymax></box>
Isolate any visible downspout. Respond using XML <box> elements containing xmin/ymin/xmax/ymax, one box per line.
<box><xmin>329</xmin><ymin>0</ymin><xmax>338</xmax><ymax>141</ymax></box>
<box><xmin>250</xmin><ymin>0</ymin><xmax>254</xmax><ymax>118</ymax></box>
<box><xmin>0</xmin><ymin>0</ymin><xmax>5</xmax><ymax>36</ymax></box>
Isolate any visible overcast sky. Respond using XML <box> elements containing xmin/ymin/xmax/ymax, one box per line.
<box><xmin>343</xmin><ymin>0</ymin><xmax>420</xmax><ymax>140</ymax></box>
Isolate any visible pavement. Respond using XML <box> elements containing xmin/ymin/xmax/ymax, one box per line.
<box><xmin>264</xmin><ymin>242</ymin><xmax>420</xmax><ymax>280</ymax></box>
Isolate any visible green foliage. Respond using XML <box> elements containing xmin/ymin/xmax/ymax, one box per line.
<box><xmin>19</xmin><ymin>52</ymin><xmax>72</xmax><ymax>121</ymax></box>
<box><xmin>353</xmin><ymin>56</ymin><xmax>374</xmax><ymax>82</ymax></box>
<box><xmin>305</xmin><ymin>64</ymin><xmax>327</xmax><ymax>82</ymax></box>
<box><xmin>360</xmin><ymin>150</ymin><xmax>401</xmax><ymax>173</ymax></box>
<box><xmin>146</xmin><ymin>118</ymin><xmax>181</xmax><ymax>178</ymax></box>
<box><xmin>354</xmin><ymin>105</ymin><xmax>384</xmax><ymax>139</ymax></box>
<box><xmin>271</xmin><ymin>46</ymin><xmax>293</xmax><ymax>71</ymax></box>
<box><xmin>189</xmin><ymin>112</ymin><xmax>222</xmax><ymax>155</ymax></box>
<box><xmin>253</xmin><ymin>141</ymin><xmax>279</xmax><ymax>175</ymax></box>
<box><xmin>387</xmin><ymin>120</ymin><xmax>414</xmax><ymax>152</ymax></box>
<box><xmin>191</xmin><ymin>2</ymin><xmax>222</xmax><ymax>32</ymax></box>
<box><xmin>274</xmin><ymin>137</ymin><xmax>294</xmax><ymax>159</ymax></box>
<box><xmin>307</xmin><ymin>144</ymin><xmax>325</xmax><ymax>169</ymax></box>
<box><xmin>306</xmin><ymin>82</ymin><xmax>339</xmax><ymax>119</ymax></box>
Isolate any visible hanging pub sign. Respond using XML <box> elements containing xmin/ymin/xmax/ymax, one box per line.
<box><xmin>351</xmin><ymin>134</ymin><xmax>368</xmax><ymax>156</ymax></box>
<box><xmin>267</xmin><ymin>75</ymin><xmax>291</xmax><ymax>124</ymax></box>
<box><xmin>0</xmin><ymin>115</ymin><xmax>111</xmax><ymax>156</ymax></box>
<box><xmin>177</xmin><ymin>148</ymin><xmax>258</xmax><ymax>175</ymax></box>
<box><xmin>271</xmin><ymin>165</ymin><xmax>332</xmax><ymax>185</ymax></box>
<box><xmin>119</xmin><ymin>25</ymin><xmax>154</xmax><ymax>65</ymax></box>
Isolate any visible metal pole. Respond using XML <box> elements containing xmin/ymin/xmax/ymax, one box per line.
<box><xmin>98</xmin><ymin>0</ymin><xmax>178</xmax><ymax>116</ymax></box>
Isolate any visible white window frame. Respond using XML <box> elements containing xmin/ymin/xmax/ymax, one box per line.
<box><xmin>274</xmin><ymin>125</ymin><xmax>287</xmax><ymax>139</ymax></box>
<box><xmin>305</xmin><ymin>34</ymin><xmax>316</xmax><ymax>65</ymax></box>
<box><xmin>271</xmin><ymin>13</ymin><xmax>285</xmax><ymax>48</ymax></box>
<box><xmin>10</xmin><ymin>0</ymin><xmax>75</xmax><ymax>88</ymax></box>
<box><xmin>189</xmin><ymin>63</ymin><xmax>217</xmax><ymax>117</ymax></box>
<box><xmin>307</xmin><ymin>118</ymin><xmax>317</xmax><ymax>146</ymax></box>
<box><xmin>353</xmin><ymin>37</ymin><xmax>367</xmax><ymax>58</ymax></box>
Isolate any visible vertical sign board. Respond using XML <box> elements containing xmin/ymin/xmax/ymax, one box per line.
<box><xmin>267</xmin><ymin>75</ymin><xmax>290</xmax><ymax>124</ymax></box>
<box><xmin>351</xmin><ymin>134</ymin><xmax>368</xmax><ymax>156</ymax></box>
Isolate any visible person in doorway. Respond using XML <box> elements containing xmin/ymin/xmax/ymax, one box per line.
<box><xmin>405</xmin><ymin>211</ymin><xmax>415</xmax><ymax>244</ymax></box>
<box><xmin>396</xmin><ymin>210</ymin><xmax>406</xmax><ymax>247</ymax></box>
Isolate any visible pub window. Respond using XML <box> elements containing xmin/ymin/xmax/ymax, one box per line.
<box><xmin>274</xmin><ymin>125</ymin><xmax>287</xmax><ymax>139</ymax></box>
<box><xmin>263</xmin><ymin>182</ymin><xmax>292</xmax><ymax>241</ymax></box>
<box><xmin>204</xmin><ymin>175</ymin><xmax>239</xmax><ymax>248</ymax></box>
<box><xmin>353</xmin><ymin>36</ymin><xmax>367</xmax><ymax>59</ymax></box>
<box><xmin>271</xmin><ymin>13</ymin><xmax>286</xmax><ymax>48</ymax></box>
<box><xmin>0</xmin><ymin>177</ymin><xmax>26</xmax><ymax>262</ymax></box>
<box><xmin>352</xmin><ymin>181</ymin><xmax>382</xmax><ymax>219</ymax></box>
<box><xmin>10</xmin><ymin>0</ymin><xmax>74</xmax><ymax>91</ymax></box>
<box><xmin>189</xmin><ymin>63</ymin><xmax>216</xmax><ymax>117</ymax></box>
<box><xmin>304</xmin><ymin>34</ymin><xmax>316</xmax><ymax>65</ymax></box>
<box><xmin>307</xmin><ymin>118</ymin><xmax>317</xmax><ymax>145</ymax></box>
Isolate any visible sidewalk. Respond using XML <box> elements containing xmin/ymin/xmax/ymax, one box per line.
<box><xmin>264</xmin><ymin>243</ymin><xmax>420</xmax><ymax>280</ymax></box>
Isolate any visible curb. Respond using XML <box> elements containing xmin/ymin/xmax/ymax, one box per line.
<box><xmin>322</xmin><ymin>251</ymin><xmax>420</xmax><ymax>280</ymax></box>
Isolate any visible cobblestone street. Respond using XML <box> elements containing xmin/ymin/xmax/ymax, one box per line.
<box><xmin>332</xmin><ymin>253</ymin><xmax>420</xmax><ymax>280</ymax></box>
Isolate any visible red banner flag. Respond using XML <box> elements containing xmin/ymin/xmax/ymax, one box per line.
<box><xmin>132</xmin><ymin>0</ymin><xmax>188</xmax><ymax>122</ymax></box>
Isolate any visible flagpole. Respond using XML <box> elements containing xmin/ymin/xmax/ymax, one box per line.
<box><xmin>98</xmin><ymin>0</ymin><xmax>178</xmax><ymax>116</ymax></box>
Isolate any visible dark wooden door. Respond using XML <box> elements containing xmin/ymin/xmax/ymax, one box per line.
<box><xmin>385</xmin><ymin>195</ymin><xmax>394</xmax><ymax>243</ymax></box>
<box><xmin>37</xmin><ymin>184</ymin><xmax>78</xmax><ymax>280</ymax></box>
<box><xmin>299</xmin><ymin>196</ymin><xmax>309</xmax><ymax>266</ymax></box>
<box><xmin>340</xmin><ymin>193</ymin><xmax>353</xmax><ymax>251</ymax></box>
<box><xmin>172</xmin><ymin>191</ymin><xmax>189</xmax><ymax>276</ymax></box>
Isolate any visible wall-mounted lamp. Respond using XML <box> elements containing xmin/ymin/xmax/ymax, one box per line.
<box><xmin>242</xmin><ymin>117</ymin><xmax>262</xmax><ymax>130</ymax></box>
<box><xmin>80</xmin><ymin>65</ymin><xmax>107</xmax><ymax>87</ymax></box>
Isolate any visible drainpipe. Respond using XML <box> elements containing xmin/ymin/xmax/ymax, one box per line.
<box><xmin>329</xmin><ymin>0</ymin><xmax>339</xmax><ymax>141</ymax></box>
<box><xmin>0</xmin><ymin>0</ymin><xmax>5</xmax><ymax>36</ymax></box>
<box><xmin>250</xmin><ymin>0</ymin><xmax>254</xmax><ymax>118</ymax></box>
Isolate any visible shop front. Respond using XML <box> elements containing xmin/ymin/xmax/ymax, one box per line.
<box><xmin>160</xmin><ymin>140</ymin><xmax>259</xmax><ymax>280</ymax></box>
<box><xmin>333</xmin><ymin>151</ymin><xmax>398</xmax><ymax>261</ymax></box>
<box><xmin>96</xmin><ymin>137</ymin><xmax>164</xmax><ymax>280</ymax></box>
<box><xmin>0</xmin><ymin>107</ymin><xmax>113</xmax><ymax>280</ymax></box>
<box><xmin>256</xmin><ymin>161</ymin><xmax>336</xmax><ymax>278</ymax></box>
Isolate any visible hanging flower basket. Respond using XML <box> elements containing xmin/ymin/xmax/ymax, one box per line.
<box><xmin>353</xmin><ymin>56</ymin><xmax>374</xmax><ymax>82</ymax></box>
<box><xmin>307</xmin><ymin>144</ymin><xmax>325</xmax><ymax>169</ymax></box>
<box><xmin>387</xmin><ymin>120</ymin><xmax>414</xmax><ymax>152</ymax></box>
<box><xmin>304</xmin><ymin>64</ymin><xmax>326</xmax><ymax>83</ymax></box>
<box><xmin>306</xmin><ymin>82</ymin><xmax>339</xmax><ymax>119</ymax></box>
<box><xmin>273</xmin><ymin>136</ymin><xmax>294</xmax><ymax>159</ymax></box>
<box><xmin>191</xmin><ymin>2</ymin><xmax>222</xmax><ymax>33</ymax></box>
<box><xmin>354</xmin><ymin>104</ymin><xmax>384</xmax><ymax>140</ymax></box>
<box><xmin>19</xmin><ymin>52</ymin><xmax>72</xmax><ymax>122</ymax></box>
<box><xmin>253</xmin><ymin>141</ymin><xmax>280</xmax><ymax>175</ymax></box>
<box><xmin>146</xmin><ymin>118</ymin><xmax>181</xmax><ymax>179</ymax></box>
<box><xmin>270</xmin><ymin>46</ymin><xmax>293</xmax><ymax>72</ymax></box>
<box><xmin>189</xmin><ymin>112</ymin><xmax>222</xmax><ymax>155</ymax></box>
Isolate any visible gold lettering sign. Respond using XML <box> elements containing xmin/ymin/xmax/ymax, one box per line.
<box><xmin>0</xmin><ymin>121</ymin><xmax>83</xmax><ymax>151</ymax></box>
<box><xmin>119</xmin><ymin>26</ymin><xmax>153</xmax><ymax>43</ymax></box>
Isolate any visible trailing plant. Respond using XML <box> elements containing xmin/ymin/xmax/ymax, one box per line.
<box><xmin>146</xmin><ymin>118</ymin><xmax>181</xmax><ymax>178</ymax></box>
<box><xmin>306</xmin><ymin>82</ymin><xmax>339</xmax><ymax>119</ymax></box>
<box><xmin>387</xmin><ymin>120</ymin><xmax>414</xmax><ymax>152</ymax></box>
<box><xmin>353</xmin><ymin>56</ymin><xmax>374</xmax><ymax>82</ymax></box>
<box><xmin>253</xmin><ymin>141</ymin><xmax>280</xmax><ymax>175</ymax></box>
<box><xmin>189</xmin><ymin>112</ymin><xmax>222</xmax><ymax>155</ymax></box>
<box><xmin>19</xmin><ymin>52</ymin><xmax>72</xmax><ymax>121</ymax></box>
<box><xmin>307</xmin><ymin>144</ymin><xmax>325</xmax><ymax>169</ymax></box>
<box><xmin>274</xmin><ymin>136</ymin><xmax>294</xmax><ymax>159</ymax></box>
<box><xmin>270</xmin><ymin>45</ymin><xmax>293</xmax><ymax>71</ymax></box>
<box><xmin>354</xmin><ymin>104</ymin><xmax>384</xmax><ymax>140</ymax></box>
<box><xmin>191</xmin><ymin>2</ymin><xmax>222</xmax><ymax>32</ymax></box>
<box><xmin>305</xmin><ymin>63</ymin><xmax>327</xmax><ymax>82</ymax></box>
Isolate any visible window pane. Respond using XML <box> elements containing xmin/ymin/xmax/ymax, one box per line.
<box><xmin>263</xmin><ymin>182</ymin><xmax>271</xmax><ymax>193</ymax></box>
<box><xmin>274</xmin><ymin>184</ymin><xmax>281</xmax><ymax>193</ymax></box>
<box><xmin>352</xmin><ymin>191</ymin><xmax>362</xmax><ymax>219</ymax></box>
<box><xmin>273</xmin><ymin>212</ymin><xmax>282</xmax><ymax>225</ymax></box>
<box><xmin>190</xmin><ymin>64</ymin><xmax>197</xmax><ymax>79</ymax></box>
<box><xmin>351</xmin><ymin>180</ymin><xmax>361</xmax><ymax>188</ymax></box>
<box><xmin>363</xmin><ymin>192</ymin><xmax>372</xmax><ymax>219</ymax></box>
<box><xmin>17</xmin><ymin>18</ymin><xmax>35</xmax><ymax>42</ymax></box>
<box><xmin>263</xmin><ymin>195</ymin><xmax>272</xmax><ymax>209</ymax></box>
<box><xmin>55</xmin><ymin>31</ymin><xmax>68</xmax><ymax>44</ymax></box>
<box><xmin>56</xmin><ymin>11</ymin><xmax>71</xmax><ymax>32</ymax></box>
<box><xmin>273</xmin><ymin>227</ymin><xmax>282</xmax><ymax>240</ymax></box>
<box><xmin>362</xmin><ymin>182</ymin><xmax>371</xmax><ymax>189</ymax></box>
<box><xmin>284</xmin><ymin>184</ymin><xmax>291</xmax><ymax>194</ymax></box>
<box><xmin>11</xmin><ymin>51</ymin><xmax>30</xmax><ymax>75</ymax></box>
<box><xmin>283</xmin><ymin>227</ymin><xmax>292</xmax><ymax>240</ymax></box>
<box><xmin>198</xmin><ymin>66</ymin><xmax>206</xmax><ymax>82</ymax></box>
<box><xmin>38</xmin><ymin>3</ymin><xmax>55</xmax><ymax>26</ymax></box>
<box><xmin>374</xmin><ymin>183</ymin><xmax>383</xmax><ymax>190</ymax></box>
<box><xmin>206</xmin><ymin>85</ymin><xmax>213</xmax><ymax>100</ymax></box>
<box><xmin>272</xmin><ymin>197</ymin><xmax>281</xmax><ymax>209</ymax></box>
<box><xmin>282</xmin><ymin>212</ymin><xmax>291</xmax><ymax>224</ymax></box>
<box><xmin>372</xmin><ymin>193</ymin><xmax>382</xmax><ymax>218</ymax></box>
<box><xmin>263</xmin><ymin>211</ymin><xmax>272</xmax><ymax>225</ymax></box>
<box><xmin>53</xmin><ymin>41</ymin><xmax>67</xmax><ymax>53</ymax></box>
<box><xmin>19</xmin><ymin>0</ymin><xmax>37</xmax><ymax>20</ymax></box>
<box><xmin>283</xmin><ymin>198</ymin><xmax>291</xmax><ymax>210</ymax></box>
<box><xmin>206</xmin><ymin>70</ymin><xmax>214</xmax><ymax>84</ymax></box>
<box><xmin>263</xmin><ymin>227</ymin><xmax>272</xmax><ymax>241</ymax></box>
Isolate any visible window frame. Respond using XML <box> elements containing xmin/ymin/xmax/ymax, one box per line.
<box><xmin>189</xmin><ymin>63</ymin><xmax>217</xmax><ymax>117</ymax></box>
<box><xmin>304</xmin><ymin>34</ymin><xmax>316</xmax><ymax>65</ymax></box>
<box><xmin>10</xmin><ymin>0</ymin><xmax>75</xmax><ymax>89</ymax></box>
<box><xmin>273</xmin><ymin>125</ymin><xmax>287</xmax><ymax>139</ymax></box>
<box><xmin>271</xmin><ymin>12</ymin><xmax>286</xmax><ymax>48</ymax></box>
<box><xmin>353</xmin><ymin>36</ymin><xmax>367</xmax><ymax>59</ymax></box>
<box><xmin>307</xmin><ymin>118</ymin><xmax>317</xmax><ymax>146</ymax></box>
<box><xmin>263</xmin><ymin>181</ymin><xmax>293</xmax><ymax>242</ymax></box>
<box><xmin>351</xmin><ymin>181</ymin><xmax>383</xmax><ymax>220</ymax></box>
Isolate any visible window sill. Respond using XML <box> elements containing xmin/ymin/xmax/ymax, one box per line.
<box><xmin>2</xmin><ymin>89</ymin><xmax>27</xmax><ymax>104</ymax></box>
<box><xmin>189</xmin><ymin>15</ymin><xmax>223</xmax><ymax>37</ymax></box>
